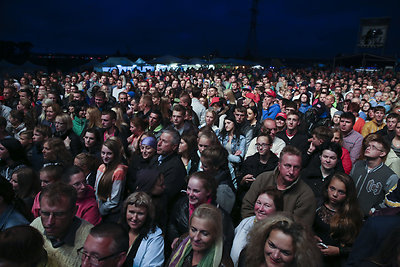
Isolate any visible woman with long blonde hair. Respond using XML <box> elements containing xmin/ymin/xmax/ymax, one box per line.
<box><xmin>85</xmin><ymin>106</ymin><xmax>102</xmax><ymax>129</ymax></box>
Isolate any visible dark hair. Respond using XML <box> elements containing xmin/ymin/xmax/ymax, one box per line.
<box><xmin>101</xmin><ymin>110</ymin><xmax>117</xmax><ymax>121</ymax></box>
<box><xmin>312</xmin><ymin>126</ymin><xmax>333</xmax><ymax>143</ymax></box>
<box><xmin>34</xmin><ymin>124</ymin><xmax>52</xmax><ymax>139</ymax></box>
<box><xmin>387</xmin><ymin>113</ymin><xmax>399</xmax><ymax>120</ymax></box>
<box><xmin>40</xmin><ymin>164</ymin><xmax>65</xmax><ymax>183</ymax></box>
<box><xmin>192</xmin><ymin>86</ymin><xmax>202</xmax><ymax>98</ymax></box>
<box><xmin>258</xmin><ymin>187</ymin><xmax>284</xmax><ymax>212</ymax></box>
<box><xmin>89</xmin><ymin>222</ymin><xmax>129</xmax><ymax>254</ymax></box>
<box><xmin>247</xmin><ymin>105</ymin><xmax>258</xmax><ymax>117</ymax></box>
<box><xmin>374</xmin><ymin>106</ymin><xmax>385</xmax><ymax>113</ymax></box>
<box><xmin>0</xmin><ymin>225</ymin><xmax>47</xmax><ymax>265</ymax></box>
<box><xmin>221</xmin><ymin>115</ymin><xmax>241</xmax><ymax>139</ymax></box>
<box><xmin>340</xmin><ymin>112</ymin><xmax>356</xmax><ymax>125</ymax></box>
<box><xmin>10</xmin><ymin>110</ymin><xmax>24</xmax><ymax>123</ymax></box>
<box><xmin>12</xmin><ymin>167</ymin><xmax>40</xmax><ymax>199</ymax></box>
<box><xmin>256</xmin><ymin>133</ymin><xmax>273</xmax><ymax>145</ymax></box>
<box><xmin>322</xmin><ymin>173</ymin><xmax>363</xmax><ymax>244</ymax></box>
<box><xmin>320</xmin><ymin>141</ymin><xmax>342</xmax><ymax>158</ymax></box>
<box><xmin>180</xmin><ymin>133</ymin><xmax>198</xmax><ymax>157</ymax></box>
<box><xmin>0</xmin><ymin>138</ymin><xmax>27</xmax><ymax>163</ymax></box>
<box><xmin>348</xmin><ymin>102</ymin><xmax>360</xmax><ymax>113</ymax></box>
<box><xmin>367</xmin><ymin>226</ymin><xmax>400</xmax><ymax>266</ymax></box>
<box><xmin>200</xmin><ymin>145</ymin><xmax>229</xmax><ymax>171</ymax></box>
<box><xmin>61</xmin><ymin>165</ymin><xmax>84</xmax><ymax>184</ymax></box>
<box><xmin>83</xmin><ymin>128</ymin><xmax>102</xmax><ymax>147</ymax></box>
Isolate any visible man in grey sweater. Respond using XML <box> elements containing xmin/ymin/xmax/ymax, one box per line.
<box><xmin>350</xmin><ymin>133</ymin><xmax>399</xmax><ymax>216</ymax></box>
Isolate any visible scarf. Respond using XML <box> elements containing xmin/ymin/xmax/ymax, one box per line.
<box><xmin>168</xmin><ymin>235</ymin><xmax>221</xmax><ymax>267</ymax></box>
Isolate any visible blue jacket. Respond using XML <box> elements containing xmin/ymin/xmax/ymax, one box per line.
<box><xmin>262</xmin><ymin>103</ymin><xmax>281</xmax><ymax>120</ymax></box>
<box><xmin>132</xmin><ymin>227</ymin><xmax>164</xmax><ymax>267</ymax></box>
<box><xmin>299</xmin><ymin>103</ymin><xmax>311</xmax><ymax>114</ymax></box>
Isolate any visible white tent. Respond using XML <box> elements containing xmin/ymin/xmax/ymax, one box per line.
<box><xmin>94</xmin><ymin>57</ymin><xmax>135</xmax><ymax>73</ymax></box>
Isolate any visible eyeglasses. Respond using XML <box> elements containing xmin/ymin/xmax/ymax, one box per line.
<box><xmin>256</xmin><ymin>143</ymin><xmax>271</xmax><ymax>148</ymax></box>
<box><xmin>40</xmin><ymin>210</ymin><xmax>69</xmax><ymax>219</ymax></box>
<box><xmin>366</xmin><ymin>144</ymin><xmax>383</xmax><ymax>152</ymax></box>
<box><xmin>77</xmin><ymin>247</ymin><xmax>122</xmax><ymax>266</ymax></box>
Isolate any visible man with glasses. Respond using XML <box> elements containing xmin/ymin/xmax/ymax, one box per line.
<box><xmin>350</xmin><ymin>133</ymin><xmax>399</xmax><ymax>217</ymax></box>
<box><xmin>61</xmin><ymin>166</ymin><xmax>101</xmax><ymax>226</ymax></box>
<box><xmin>80</xmin><ymin>222</ymin><xmax>128</xmax><ymax>267</ymax></box>
<box><xmin>241</xmin><ymin>146</ymin><xmax>316</xmax><ymax>226</ymax></box>
<box><xmin>245</xmin><ymin>119</ymin><xmax>286</xmax><ymax>159</ymax></box>
<box><xmin>31</xmin><ymin>182</ymin><xmax>93</xmax><ymax>267</ymax></box>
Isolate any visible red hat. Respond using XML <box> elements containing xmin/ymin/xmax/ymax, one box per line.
<box><xmin>245</xmin><ymin>92</ymin><xmax>257</xmax><ymax>103</ymax></box>
<box><xmin>265</xmin><ymin>90</ymin><xmax>276</xmax><ymax>98</ymax></box>
<box><xmin>276</xmin><ymin>112</ymin><xmax>287</xmax><ymax>120</ymax></box>
<box><xmin>210</xmin><ymin>97</ymin><xmax>220</xmax><ymax>106</ymax></box>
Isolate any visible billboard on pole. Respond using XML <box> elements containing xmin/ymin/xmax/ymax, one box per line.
<box><xmin>358</xmin><ymin>17</ymin><xmax>391</xmax><ymax>48</ymax></box>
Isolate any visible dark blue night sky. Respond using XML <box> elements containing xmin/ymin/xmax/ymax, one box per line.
<box><xmin>1</xmin><ymin>0</ymin><xmax>399</xmax><ymax>58</ymax></box>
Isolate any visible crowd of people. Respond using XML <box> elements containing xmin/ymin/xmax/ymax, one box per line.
<box><xmin>0</xmin><ymin>66</ymin><xmax>400</xmax><ymax>266</ymax></box>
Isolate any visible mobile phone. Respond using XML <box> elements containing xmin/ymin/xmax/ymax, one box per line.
<box><xmin>317</xmin><ymin>242</ymin><xmax>328</xmax><ymax>249</ymax></box>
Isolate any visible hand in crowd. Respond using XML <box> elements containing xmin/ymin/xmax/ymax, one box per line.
<box><xmin>241</xmin><ymin>174</ymin><xmax>255</xmax><ymax>185</ymax></box>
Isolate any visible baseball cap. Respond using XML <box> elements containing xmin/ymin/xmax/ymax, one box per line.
<box><xmin>210</xmin><ymin>97</ymin><xmax>220</xmax><ymax>106</ymax></box>
<box><xmin>245</xmin><ymin>93</ymin><xmax>257</xmax><ymax>103</ymax></box>
<box><xmin>265</xmin><ymin>90</ymin><xmax>276</xmax><ymax>98</ymax></box>
<box><xmin>276</xmin><ymin>112</ymin><xmax>287</xmax><ymax>120</ymax></box>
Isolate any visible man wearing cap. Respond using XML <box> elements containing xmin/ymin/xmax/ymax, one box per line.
<box><xmin>275</xmin><ymin>112</ymin><xmax>287</xmax><ymax>133</ymax></box>
<box><xmin>210</xmin><ymin>97</ymin><xmax>228</xmax><ymax>129</ymax></box>
<box><xmin>243</xmin><ymin>92</ymin><xmax>257</xmax><ymax>108</ymax></box>
<box><xmin>262</xmin><ymin>90</ymin><xmax>281</xmax><ymax>120</ymax></box>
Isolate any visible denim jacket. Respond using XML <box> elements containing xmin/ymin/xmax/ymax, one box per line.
<box><xmin>217</xmin><ymin>131</ymin><xmax>246</xmax><ymax>164</ymax></box>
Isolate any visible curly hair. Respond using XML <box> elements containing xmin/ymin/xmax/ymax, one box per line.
<box><xmin>245</xmin><ymin>212</ymin><xmax>321</xmax><ymax>267</ymax></box>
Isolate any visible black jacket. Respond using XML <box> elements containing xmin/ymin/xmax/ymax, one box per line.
<box><xmin>150</xmin><ymin>152</ymin><xmax>187</xmax><ymax>208</ymax></box>
<box><xmin>54</xmin><ymin>129</ymin><xmax>83</xmax><ymax>156</ymax></box>
<box><xmin>276</xmin><ymin>130</ymin><xmax>309</xmax><ymax>152</ymax></box>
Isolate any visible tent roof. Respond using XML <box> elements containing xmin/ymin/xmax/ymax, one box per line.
<box><xmin>150</xmin><ymin>55</ymin><xmax>186</xmax><ymax>64</ymax></box>
<box><xmin>134</xmin><ymin>58</ymin><xmax>146</xmax><ymax>64</ymax></box>
<box><xmin>186</xmin><ymin>58</ymin><xmax>208</xmax><ymax>65</ymax></box>
<box><xmin>80</xmin><ymin>59</ymin><xmax>101</xmax><ymax>69</ymax></box>
<box><xmin>99</xmin><ymin>57</ymin><xmax>135</xmax><ymax>66</ymax></box>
